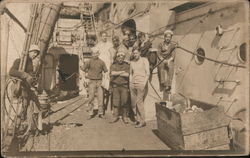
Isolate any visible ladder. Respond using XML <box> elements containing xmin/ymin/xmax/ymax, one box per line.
<box><xmin>79</xmin><ymin>3</ymin><xmax>98</xmax><ymax>41</ymax></box>
<box><xmin>213</xmin><ymin>28</ymin><xmax>241</xmax><ymax>85</ymax></box>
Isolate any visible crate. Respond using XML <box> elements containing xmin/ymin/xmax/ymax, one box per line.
<box><xmin>155</xmin><ymin>99</ymin><xmax>231</xmax><ymax>150</ymax></box>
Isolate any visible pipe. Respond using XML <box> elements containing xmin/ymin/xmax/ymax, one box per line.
<box><xmin>33</xmin><ymin>3</ymin><xmax>62</xmax><ymax>80</ymax></box>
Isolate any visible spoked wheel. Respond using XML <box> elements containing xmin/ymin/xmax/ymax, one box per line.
<box><xmin>2</xmin><ymin>78</ymin><xmax>39</xmax><ymax>151</ymax></box>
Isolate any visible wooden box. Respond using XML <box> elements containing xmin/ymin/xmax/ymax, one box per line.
<box><xmin>155</xmin><ymin>99</ymin><xmax>231</xmax><ymax>150</ymax></box>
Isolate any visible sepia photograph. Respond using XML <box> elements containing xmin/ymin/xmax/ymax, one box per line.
<box><xmin>0</xmin><ymin>0</ymin><xmax>249</xmax><ymax>157</ymax></box>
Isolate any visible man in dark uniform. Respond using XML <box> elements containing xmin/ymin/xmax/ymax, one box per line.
<box><xmin>157</xmin><ymin>29</ymin><xmax>177</xmax><ymax>100</ymax></box>
<box><xmin>9</xmin><ymin>44</ymin><xmax>41</xmax><ymax>124</ymax></box>
<box><xmin>109</xmin><ymin>51</ymin><xmax>130</xmax><ymax>123</ymax></box>
<box><xmin>138</xmin><ymin>32</ymin><xmax>152</xmax><ymax>58</ymax></box>
<box><xmin>109</xmin><ymin>36</ymin><xmax>121</xmax><ymax>63</ymax></box>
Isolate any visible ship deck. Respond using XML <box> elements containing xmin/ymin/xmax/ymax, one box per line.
<box><xmin>21</xmin><ymin>95</ymin><xmax>170</xmax><ymax>151</ymax></box>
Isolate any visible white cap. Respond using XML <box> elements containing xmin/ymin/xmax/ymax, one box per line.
<box><xmin>149</xmin><ymin>48</ymin><xmax>158</xmax><ymax>52</ymax></box>
<box><xmin>29</xmin><ymin>44</ymin><xmax>40</xmax><ymax>52</ymax></box>
<box><xmin>117</xmin><ymin>51</ymin><xmax>125</xmax><ymax>56</ymax></box>
<box><xmin>164</xmin><ymin>29</ymin><xmax>173</xmax><ymax>36</ymax></box>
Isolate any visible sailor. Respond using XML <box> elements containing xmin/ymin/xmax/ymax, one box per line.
<box><xmin>109</xmin><ymin>35</ymin><xmax>121</xmax><ymax>63</ymax></box>
<box><xmin>137</xmin><ymin>32</ymin><xmax>157</xmax><ymax>75</ymax></box>
<box><xmin>9</xmin><ymin>44</ymin><xmax>41</xmax><ymax>122</ymax></box>
<box><xmin>137</xmin><ymin>32</ymin><xmax>152</xmax><ymax>58</ymax></box>
<box><xmin>120</xmin><ymin>35</ymin><xmax>133</xmax><ymax>63</ymax></box>
<box><xmin>130</xmin><ymin>49</ymin><xmax>150</xmax><ymax>128</ymax></box>
<box><xmin>157</xmin><ymin>29</ymin><xmax>177</xmax><ymax>100</ymax></box>
<box><xmin>81</xmin><ymin>47</ymin><xmax>108</xmax><ymax>120</ymax></box>
<box><xmin>128</xmin><ymin>33</ymin><xmax>138</xmax><ymax>48</ymax></box>
<box><xmin>109</xmin><ymin>51</ymin><xmax>130</xmax><ymax>124</ymax></box>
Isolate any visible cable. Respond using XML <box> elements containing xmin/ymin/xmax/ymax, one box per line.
<box><xmin>34</xmin><ymin>4</ymin><xmax>44</xmax><ymax>44</ymax></box>
<box><xmin>176</xmin><ymin>12</ymin><xmax>210</xmax><ymax>43</ymax></box>
<box><xmin>177</xmin><ymin>46</ymin><xmax>245</xmax><ymax>68</ymax></box>
<box><xmin>148</xmin><ymin>80</ymin><xmax>162</xmax><ymax>100</ymax></box>
<box><xmin>176</xmin><ymin>56</ymin><xmax>194</xmax><ymax>92</ymax></box>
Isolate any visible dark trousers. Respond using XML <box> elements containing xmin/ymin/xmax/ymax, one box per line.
<box><xmin>157</xmin><ymin>60</ymin><xmax>174</xmax><ymax>91</ymax></box>
<box><xmin>112</xmin><ymin>84</ymin><xmax>129</xmax><ymax>119</ymax></box>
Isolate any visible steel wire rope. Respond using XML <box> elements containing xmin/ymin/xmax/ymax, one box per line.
<box><xmin>34</xmin><ymin>4</ymin><xmax>44</xmax><ymax>45</ymax></box>
<box><xmin>33</xmin><ymin>4</ymin><xmax>53</xmax><ymax>78</ymax></box>
<box><xmin>175</xmin><ymin>31</ymin><xmax>205</xmax><ymax>92</ymax></box>
<box><xmin>176</xmin><ymin>13</ymin><xmax>210</xmax><ymax>43</ymax></box>
<box><xmin>214</xmin><ymin>28</ymin><xmax>239</xmax><ymax>61</ymax></box>
<box><xmin>222</xmin><ymin>49</ymin><xmax>238</xmax><ymax>81</ymax></box>
<box><xmin>177</xmin><ymin>46</ymin><xmax>246</xmax><ymax>68</ymax></box>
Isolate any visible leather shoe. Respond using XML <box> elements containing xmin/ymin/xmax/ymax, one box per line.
<box><xmin>131</xmin><ymin>120</ymin><xmax>139</xmax><ymax>125</ymax></box>
<box><xmin>122</xmin><ymin>117</ymin><xmax>129</xmax><ymax>124</ymax></box>
<box><xmin>109</xmin><ymin>118</ymin><xmax>119</xmax><ymax>123</ymax></box>
<box><xmin>135</xmin><ymin>123</ymin><xmax>146</xmax><ymax>128</ymax></box>
<box><xmin>87</xmin><ymin>115</ymin><xmax>94</xmax><ymax>120</ymax></box>
<box><xmin>98</xmin><ymin>114</ymin><xmax>106</xmax><ymax>119</ymax></box>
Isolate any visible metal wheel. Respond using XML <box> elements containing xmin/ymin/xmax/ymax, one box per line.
<box><xmin>2</xmin><ymin>78</ymin><xmax>39</xmax><ymax>151</ymax></box>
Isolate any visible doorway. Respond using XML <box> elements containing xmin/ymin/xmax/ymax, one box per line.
<box><xmin>58</xmin><ymin>54</ymin><xmax>79</xmax><ymax>91</ymax></box>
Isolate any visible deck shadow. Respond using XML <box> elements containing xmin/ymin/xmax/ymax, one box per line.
<box><xmin>152</xmin><ymin>129</ymin><xmax>172</xmax><ymax>149</ymax></box>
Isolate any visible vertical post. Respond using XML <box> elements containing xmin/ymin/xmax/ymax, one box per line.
<box><xmin>1</xmin><ymin>15</ymin><xmax>9</xmax><ymax>137</ymax></box>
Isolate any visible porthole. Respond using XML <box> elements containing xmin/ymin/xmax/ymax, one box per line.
<box><xmin>195</xmin><ymin>47</ymin><xmax>206</xmax><ymax>65</ymax></box>
<box><xmin>238</xmin><ymin>43</ymin><xmax>246</xmax><ymax>63</ymax></box>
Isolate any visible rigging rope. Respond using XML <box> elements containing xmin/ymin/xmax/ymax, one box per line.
<box><xmin>177</xmin><ymin>46</ymin><xmax>245</xmax><ymax>68</ymax></box>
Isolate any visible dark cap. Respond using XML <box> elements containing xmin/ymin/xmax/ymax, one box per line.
<box><xmin>138</xmin><ymin>32</ymin><xmax>145</xmax><ymax>38</ymax></box>
<box><xmin>112</xmin><ymin>36</ymin><xmax>119</xmax><ymax>41</ymax></box>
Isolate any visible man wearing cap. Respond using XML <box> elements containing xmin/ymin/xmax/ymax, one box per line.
<box><xmin>109</xmin><ymin>35</ymin><xmax>130</xmax><ymax>63</ymax></box>
<box><xmin>9</xmin><ymin>44</ymin><xmax>41</xmax><ymax>123</ymax></box>
<box><xmin>109</xmin><ymin>36</ymin><xmax>120</xmax><ymax>62</ymax></box>
<box><xmin>109</xmin><ymin>51</ymin><xmax>130</xmax><ymax>123</ymax></box>
<box><xmin>81</xmin><ymin>47</ymin><xmax>108</xmax><ymax>120</ymax></box>
<box><xmin>157</xmin><ymin>29</ymin><xmax>177</xmax><ymax>100</ymax></box>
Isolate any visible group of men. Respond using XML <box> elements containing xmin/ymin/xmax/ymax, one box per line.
<box><xmin>80</xmin><ymin>29</ymin><xmax>176</xmax><ymax>128</ymax></box>
<box><xmin>8</xmin><ymin>26</ymin><xmax>176</xmax><ymax>129</ymax></box>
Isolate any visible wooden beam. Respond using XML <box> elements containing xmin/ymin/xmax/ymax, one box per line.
<box><xmin>4</xmin><ymin>7</ymin><xmax>27</xmax><ymax>32</ymax></box>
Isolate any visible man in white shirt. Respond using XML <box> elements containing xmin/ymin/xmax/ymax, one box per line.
<box><xmin>95</xmin><ymin>31</ymin><xmax>113</xmax><ymax>74</ymax></box>
<box><xmin>130</xmin><ymin>49</ymin><xmax>150</xmax><ymax>128</ymax></box>
<box><xmin>95</xmin><ymin>31</ymin><xmax>113</xmax><ymax>109</ymax></box>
